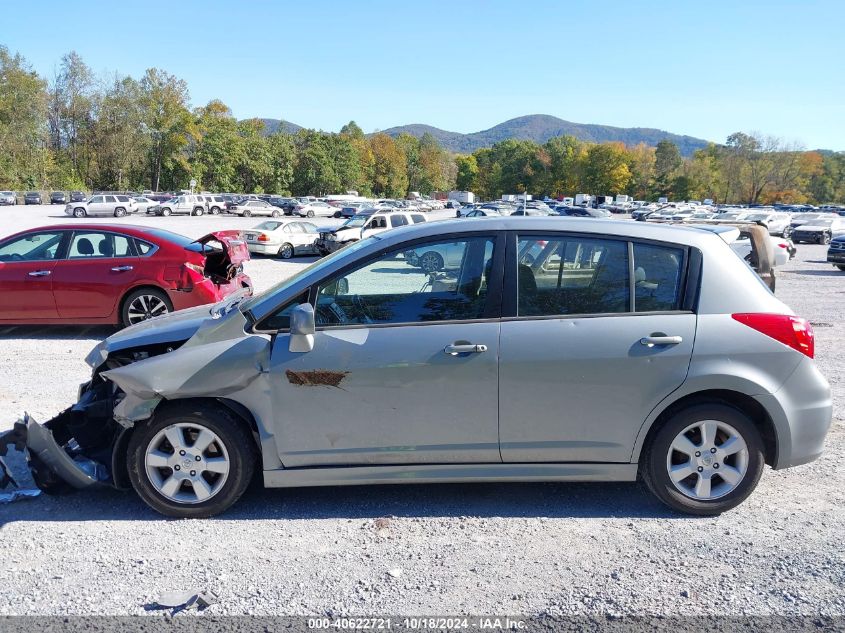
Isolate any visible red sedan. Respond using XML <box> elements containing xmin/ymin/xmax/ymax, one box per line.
<box><xmin>0</xmin><ymin>225</ymin><xmax>252</xmax><ymax>326</ymax></box>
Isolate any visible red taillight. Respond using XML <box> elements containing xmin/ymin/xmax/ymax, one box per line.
<box><xmin>257</xmin><ymin>233</ymin><xmax>269</xmax><ymax>242</ymax></box>
<box><xmin>732</xmin><ymin>313</ymin><xmax>814</xmax><ymax>358</ymax></box>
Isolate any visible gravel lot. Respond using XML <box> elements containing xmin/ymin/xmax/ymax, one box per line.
<box><xmin>0</xmin><ymin>205</ymin><xmax>842</xmax><ymax>618</ymax></box>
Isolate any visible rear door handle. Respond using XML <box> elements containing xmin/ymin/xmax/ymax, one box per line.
<box><xmin>27</xmin><ymin>270</ymin><xmax>51</xmax><ymax>277</ymax></box>
<box><xmin>640</xmin><ymin>335</ymin><xmax>683</xmax><ymax>347</ymax></box>
<box><xmin>111</xmin><ymin>265</ymin><xmax>134</xmax><ymax>272</ymax></box>
<box><xmin>444</xmin><ymin>343</ymin><xmax>488</xmax><ymax>355</ymax></box>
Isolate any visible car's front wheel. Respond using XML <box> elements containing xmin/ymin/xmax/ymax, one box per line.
<box><xmin>306</xmin><ymin>210</ymin><xmax>315</xmax><ymax>218</ymax></box>
<box><xmin>161</xmin><ymin>208</ymin><xmax>171</xmax><ymax>216</ymax></box>
<box><xmin>418</xmin><ymin>251</ymin><xmax>444</xmax><ymax>273</ymax></box>
<box><xmin>73</xmin><ymin>207</ymin><xmax>87</xmax><ymax>218</ymax></box>
<box><xmin>127</xmin><ymin>401</ymin><xmax>256</xmax><ymax>518</ymax></box>
<box><xmin>192</xmin><ymin>207</ymin><xmax>204</xmax><ymax>216</ymax></box>
<box><xmin>114</xmin><ymin>207</ymin><xmax>126</xmax><ymax>217</ymax></box>
<box><xmin>641</xmin><ymin>403</ymin><xmax>765</xmax><ymax>516</ymax></box>
<box><xmin>242</xmin><ymin>210</ymin><xmax>252</xmax><ymax>217</ymax></box>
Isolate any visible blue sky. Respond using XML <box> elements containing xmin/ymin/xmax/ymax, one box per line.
<box><xmin>4</xmin><ymin>0</ymin><xmax>844</xmax><ymax>149</ymax></box>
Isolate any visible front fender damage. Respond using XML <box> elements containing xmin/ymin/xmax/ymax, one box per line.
<box><xmin>1</xmin><ymin>308</ymin><xmax>270</xmax><ymax>498</ymax></box>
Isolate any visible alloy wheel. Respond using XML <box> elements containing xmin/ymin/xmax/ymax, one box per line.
<box><xmin>144</xmin><ymin>423</ymin><xmax>230</xmax><ymax>504</ymax></box>
<box><xmin>666</xmin><ymin>419</ymin><xmax>749</xmax><ymax>500</ymax></box>
<box><xmin>126</xmin><ymin>293</ymin><xmax>169</xmax><ymax>324</ymax></box>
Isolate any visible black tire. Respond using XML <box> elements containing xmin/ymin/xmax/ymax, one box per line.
<box><xmin>210</xmin><ymin>206</ymin><xmax>221</xmax><ymax>215</ymax></box>
<box><xmin>271</xmin><ymin>209</ymin><xmax>281</xmax><ymax>218</ymax></box>
<box><xmin>306</xmin><ymin>210</ymin><xmax>315</xmax><ymax>218</ymax></box>
<box><xmin>120</xmin><ymin>287</ymin><xmax>173</xmax><ymax>327</ymax></box>
<box><xmin>161</xmin><ymin>207</ymin><xmax>171</xmax><ymax>216</ymax></box>
<box><xmin>193</xmin><ymin>207</ymin><xmax>204</xmax><ymax>216</ymax></box>
<box><xmin>419</xmin><ymin>251</ymin><xmax>444</xmax><ymax>273</ymax></box>
<box><xmin>114</xmin><ymin>207</ymin><xmax>126</xmax><ymax>218</ymax></box>
<box><xmin>126</xmin><ymin>401</ymin><xmax>256</xmax><ymax>518</ymax></box>
<box><xmin>278</xmin><ymin>242</ymin><xmax>294</xmax><ymax>259</ymax></box>
<box><xmin>73</xmin><ymin>207</ymin><xmax>87</xmax><ymax>218</ymax></box>
<box><xmin>333</xmin><ymin>210</ymin><xmax>342</xmax><ymax>218</ymax></box>
<box><xmin>242</xmin><ymin>209</ymin><xmax>251</xmax><ymax>217</ymax></box>
<box><xmin>641</xmin><ymin>403</ymin><xmax>765</xmax><ymax>516</ymax></box>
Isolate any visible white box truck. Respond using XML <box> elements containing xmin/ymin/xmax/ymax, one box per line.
<box><xmin>575</xmin><ymin>193</ymin><xmax>592</xmax><ymax>206</ymax></box>
<box><xmin>448</xmin><ymin>191</ymin><xmax>475</xmax><ymax>204</ymax></box>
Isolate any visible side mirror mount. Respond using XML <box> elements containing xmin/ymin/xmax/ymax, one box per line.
<box><xmin>289</xmin><ymin>303</ymin><xmax>315</xmax><ymax>353</ymax></box>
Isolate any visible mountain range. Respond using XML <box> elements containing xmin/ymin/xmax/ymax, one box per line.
<box><xmin>257</xmin><ymin>114</ymin><xmax>711</xmax><ymax>156</ymax></box>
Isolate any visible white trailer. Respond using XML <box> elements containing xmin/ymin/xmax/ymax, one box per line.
<box><xmin>448</xmin><ymin>191</ymin><xmax>475</xmax><ymax>204</ymax></box>
<box><xmin>575</xmin><ymin>193</ymin><xmax>592</xmax><ymax>206</ymax></box>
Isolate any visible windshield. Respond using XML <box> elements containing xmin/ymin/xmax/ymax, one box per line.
<box><xmin>343</xmin><ymin>216</ymin><xmax>369</xmax><ymax>228</ymax></box>
<box><xmin>241</xmin><ymin>236</ymin><xmax>378</xmax><ymax>313</ymax></box>
<box><xmin>255</xmin><ymin>221</ymin><xmax>282</xmax><ymax>230</ymax></box>
<box><xmin>745</xmin><ymin>214</ymin><xmax>770</xmax><ymax>222</ymax></box>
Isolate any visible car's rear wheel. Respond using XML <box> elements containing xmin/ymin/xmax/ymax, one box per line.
<box><xmin>121</xmin><ymin>288</ymin><xmax>173</xmax><ymax>327</ymax></box>
<box><xmin>306</xmin><ymin>210</ymin><xmax>315</xmax><ymax>218</ymax></box>
<box><xmin>73</xmin><ymin>208</ymin><xmax>86</xmax><ymax>218</ymax></box>
<box><xmin>271</xmin><ymin>209</ymin><xmax>281</xmax><ymax>218</ymax></box>
<box><xmin>127</xmin><ymin>401</ymin><xmax>256</xmax><ymax>518</ymax></box>
<box><xmin>333</xmin><ymin>210</ymin><xmax>342</xmax><ymax>218</ymax></box>
<box><xmin>278</xmin><ymin>242</ymin><xmax>294</xmax><ymax>259</ymax></box>
<box><xmin>242</xmin><ymin>210</ymin><xmax>252</xmax><ymax>217</ymax></box>
<box><xmin>419</xmin><ymin>251</ymin><xmax>444</xmax><ymax>273</ymax></box>
<box><xmin>641</xmin><ymin>403</ymin><xmax>765</xmax><ymax>516</ymax></box>
<box><xmin>161</xmin><ymin>208</ymin><xmax>171</xmax><ymax>216</ymax></box>
<box><xmin>210</xmin><ymin>206</ymin><xmax>220</xmax><ymax>215</ymax></box>
<box><xmin>193</xmin><ymin>207</ymin><xmax>204</xmax><ymax>216</ymax></box>
<box><xmin>114</xmin><ymin>207</ymin><xmax>126</xmax><ymax>217</ymax></box>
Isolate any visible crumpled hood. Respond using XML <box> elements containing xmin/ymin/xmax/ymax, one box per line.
<box><xmin>84</xmin><ymin>304</ymin><xmax>216</xmax><ymax>368</ymax></box>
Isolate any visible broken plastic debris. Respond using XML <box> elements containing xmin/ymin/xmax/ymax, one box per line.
<box><xmin>146</xmin><ymin>589</ymin><xmax>218</xmax><ymax>614</ymax></box>
<box><xmin>0</xmin><ymin>489</ymin><xmax>41</xmax><ymax>504</ymax></box>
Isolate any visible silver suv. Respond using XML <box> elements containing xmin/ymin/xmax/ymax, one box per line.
<box><xmin>4</xmin><ymin>218</ymin><xmax>831</xmax><ymax>518</ymax></box>
<box><xmin>65</xmin><ymin>194</ymin><xmax>136</xmax><ymax>217</ymax></box>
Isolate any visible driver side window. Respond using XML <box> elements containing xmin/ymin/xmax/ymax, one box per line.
<box><xmin>314</xmin><ymin>237</ymin><xmax>496</xmax><ymax>327</ymax></box>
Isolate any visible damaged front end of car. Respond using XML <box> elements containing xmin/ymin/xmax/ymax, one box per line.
<box><xmin>0</xmin><ymin>289</ymin><xmax>272</xmax><ymax>500</ymax></box>
<box><xmin>0</xmin><ymin>339</ymin><xmax>186</xmax><ymax>495</ymax></box>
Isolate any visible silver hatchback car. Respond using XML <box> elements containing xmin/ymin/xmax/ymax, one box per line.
<box><xmin>3</xmin><ymin>218</ymin><xmax>831</xmax><ymax>518</ymax></box>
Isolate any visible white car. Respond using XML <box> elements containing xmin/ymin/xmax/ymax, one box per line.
<box><xmin>0</xmin><ymin>191</ymin><xmax>16</xmax><ymax>205</ymax></box>
<box><xmin>689</xmin><ymin>225</ymin><xmax>790</xmax><ymax>266</ymax></box>
<box><xmin>131</xmin><ymin>196</ymin><xmax>158</xmax><ymax>214</ymax></box>
<box><xmin>230</xmin><ymin>199</ymin><xmax>283</xmax><ymax>218</ymax></box>
<box><xmin>294</xmin><ymin>201</ymin><xmax>337</xmax><ymax>218</ymax></box>
<box><xmin>244</xmin><ymin>220</ymin><xmax>319</xmax><ymax>259</ymax></box>
<box><xmin>742</xmin><ymin>211</ymin><xmax>793</xmax><ymax>236</ymax></box>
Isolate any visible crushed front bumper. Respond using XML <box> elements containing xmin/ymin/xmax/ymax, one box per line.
<box><xmin>0</xmin><ymin>411</ymin><xmax>113</xmax><ymax>495</ymax></box>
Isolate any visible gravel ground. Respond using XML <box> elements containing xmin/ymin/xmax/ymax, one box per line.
<box><xmin>0</xmin><ymin>205</ymin><xmax>843</xmax><ymax>618</ymax></box>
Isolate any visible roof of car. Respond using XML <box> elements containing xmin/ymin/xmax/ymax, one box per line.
<box><xmin>371</xmin><ymin>216</ymin><xmax>726</xmax><ymax>250</ymax></box>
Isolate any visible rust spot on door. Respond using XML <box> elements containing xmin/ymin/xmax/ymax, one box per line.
<box><xmin>285</xmin><ymin>369</ymin><xmax>349</xmax><ymax>387</ymax></box>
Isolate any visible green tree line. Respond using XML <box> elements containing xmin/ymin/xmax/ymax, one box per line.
<box><xmin>1</xmin><ymin>46</ymin><xmax>843</xmax><ymax>204</ymax></box>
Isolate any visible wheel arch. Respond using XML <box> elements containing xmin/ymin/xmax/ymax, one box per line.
<box><xmin>123</xmin><ymin>396</ymin><xmax>264</xmax><ymax>469</ymax></box>
<box><xmin>633</xmin><ymin>389</ymin><xmax>778</xmax><ymax>470</ymax></box>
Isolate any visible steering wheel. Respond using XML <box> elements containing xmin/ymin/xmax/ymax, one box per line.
<box><xmin>352</xmin><ymin>294</ymin><xmax>373</xmax><ymax>323</ymax></box>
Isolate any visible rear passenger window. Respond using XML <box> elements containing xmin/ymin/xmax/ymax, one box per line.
<box><xmin>411</xmin><ymin>214</ymin><xmax>425</xmax><ymax>224</ymax></box>
<box><xmin>633</xmin><ymin>243</ymin><xmax>684</xmax><ymax>312</ymax></box>
<box><xmin>390</xmin><ymin>215</ymin><xmax>408</xmax><ymax>228</ymax></box>
<box><xmin>516</xmin><ymin>236</ymin><xmax>630</xmax><ymax>316</ymax></box>
<box><xmin>136</xmin><ymin>240</ymin><xmax>155</xmax><ymax>255</ymax></box>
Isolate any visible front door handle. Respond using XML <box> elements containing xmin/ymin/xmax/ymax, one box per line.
<box><xmin>444</xmin><ymin>343</ymin><xmax>488</xmax><ymax>355</ymax></box>
<box><xmin>111</xmin><ymin>265</ymin><xmax>134</xmax><ymax>272</ymax></box>
<box><xmin>640</xmin><ymin>335</ymin><xmax>683</xmax><ymax>347</ymax></box>
<box><xmin>27</xmin><ymin>270</ymin><xmax>51</xmax><ymax>277</ymax></box>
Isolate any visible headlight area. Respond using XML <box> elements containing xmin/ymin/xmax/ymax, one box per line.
<box><xmin>0</xmin><ymin>341</ymin><xmax>186</xmax><ymax>495</ymax></box>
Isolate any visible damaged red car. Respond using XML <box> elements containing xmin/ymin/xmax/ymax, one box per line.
<box><xmin>0</xmin><ymin>225</ymin><xmax>252</xmax><ymax>327</ymax></box>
